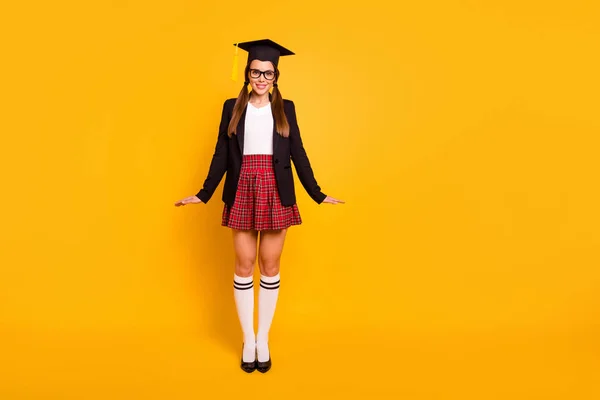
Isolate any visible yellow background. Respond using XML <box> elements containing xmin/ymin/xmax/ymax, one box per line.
<box><xmin>1</xmin><ymin>1</ymin><xmax>599</xmax><ymax>398</ymax></box>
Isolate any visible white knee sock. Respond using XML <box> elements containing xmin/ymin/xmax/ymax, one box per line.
<box><xmin>233</xmin><ymin>273</ymin><xmax>255</xmax><ymax>362</ymax></box>
<box><xmin>257</xmin><ymin>273</ymin><xmax>280</xmax><ymax>362</ymax></box>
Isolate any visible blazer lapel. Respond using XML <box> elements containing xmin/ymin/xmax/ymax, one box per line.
<box><xmin>236</xmin><ymin>105</ymin><xmax>247</xmax><ymax>155</ymax></box>
<box><xmin>269</xmin><ymin>93</ymin><xmax>280</xmax><ymax>153</ymax></box>
<box><xmin>272</xmin><ymin>108</ymin><xmax>280</xmax><ymax>154</ymax></box>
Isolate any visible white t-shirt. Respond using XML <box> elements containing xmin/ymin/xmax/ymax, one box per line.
<box><xmin>243</xmin><ymin>102</ymin><xmax>274</xmax><ymax>155</ymax></box>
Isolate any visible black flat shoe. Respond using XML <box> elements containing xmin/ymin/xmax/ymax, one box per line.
<box><xmin>257</xmin><ymin>357</ymin><xmax>271</xmax><ymax>373</ymax></box>
<box><xmin>240</xmin><ymin>344</ymin><xmax>256</xmax><ymax>373</ymax></box>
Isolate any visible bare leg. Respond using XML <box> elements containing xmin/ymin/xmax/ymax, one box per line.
<box><xmin>232</xmin><ymin>229</ymin><xmax>258</xmax><ymax>277</ymax></box>
<box><xmin>258</xmin><ymin>228</ymin><xmax>287</xmax><ymax>277</ymax></box>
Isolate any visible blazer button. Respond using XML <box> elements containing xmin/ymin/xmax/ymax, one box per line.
<box><xmin>274</xmin><ymin>158</ymin><xmax>279</xmax><ymax>163</ymax></box>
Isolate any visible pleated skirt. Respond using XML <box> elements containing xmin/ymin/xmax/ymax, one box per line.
<box><xmin>222</xmin><ymin>154</ymin><xmax>302</xmax><ymax>231</ymax></box>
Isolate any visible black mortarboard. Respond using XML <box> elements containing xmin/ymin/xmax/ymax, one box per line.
<box><xmin>235</xmin><ymin>39</ymin><xmax>295</xmax><ymax>67</ymax></box>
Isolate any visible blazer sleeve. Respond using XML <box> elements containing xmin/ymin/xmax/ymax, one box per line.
<box><xmin>287</xmin><ymin>100</ymin><xmax>327</xmax><ymax>204</ymax></box>
<box><xmin>195</xmin><ymin>99</ymin><xmax>231</xmax><ymax>203</ymax></box>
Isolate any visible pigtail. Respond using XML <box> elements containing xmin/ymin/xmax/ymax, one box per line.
<box><xmin>271</xmin><ymin>70</ymin><xmax>290</xmax><ymax>138</ymax></box>
<box><xmin>228</xmin><ymin>65</ymin><xmax>251</xmax><ymax>137</ymax></box>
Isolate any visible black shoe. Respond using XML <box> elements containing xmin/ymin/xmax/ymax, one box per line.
<box><xmin>240</xmin><ymin>343</ymin><xmax>256</xmax><ymax>373</ymax></box>
<box><xmin>257</xmin><ymin>356</ymin><xmax>271</xmax><ymax>373</ymax></box>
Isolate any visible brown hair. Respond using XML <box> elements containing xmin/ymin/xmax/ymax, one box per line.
<box><xmin>227</xmin><ymin>63</ymin><xmax>290</xmax><ymax>138</ymax></box>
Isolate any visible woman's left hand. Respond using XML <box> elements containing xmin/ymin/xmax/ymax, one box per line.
<box><xmin>323</xmin><ymin>196</ymin><xmax>345</xmax><ymax>205</ymax></box>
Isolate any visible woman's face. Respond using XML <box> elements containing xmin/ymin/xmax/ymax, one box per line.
<box><xmin>248</xmin><ymin>59</ymin><xmax>276</xmax><ymax>97</ymax></box>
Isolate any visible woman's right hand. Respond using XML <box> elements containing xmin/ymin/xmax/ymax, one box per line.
<box><xmin>174</xmin><ymin>195</ymin><xmax>203</xmax><ymax>206</ymax></box>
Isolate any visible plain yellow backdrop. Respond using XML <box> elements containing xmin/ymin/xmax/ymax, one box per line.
<box><xmin>1</xmin><ymin>0</ymin><xmax>599</xmax><ymax>398</ymax></box>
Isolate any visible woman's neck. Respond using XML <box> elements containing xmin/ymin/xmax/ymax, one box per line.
<box><xmin>250</xmin><ymin>92</ymin><xmax>270</xmax><ymax>105</ymax></box>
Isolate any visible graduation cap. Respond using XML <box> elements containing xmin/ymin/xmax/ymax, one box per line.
<box><xmin>231</xmin><ymin>39</ymin><xmax>295</xmax><ymax>81</ymax></box>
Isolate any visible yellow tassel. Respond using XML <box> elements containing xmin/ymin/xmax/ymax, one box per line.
<box><xmin>231</xmin><ymin>43</ymin><xmax>239</xmax><ymax>82</ymax></box>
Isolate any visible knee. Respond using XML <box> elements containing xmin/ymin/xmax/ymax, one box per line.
<box><xmin>259</xmin><ymin>259</ymin><xmax>280</xmax><ymax>277</ymax></box>
<box><xmin>235</xmin><ymin>258</ymin><xmax>255</xmax><ymax>277</ymax></box>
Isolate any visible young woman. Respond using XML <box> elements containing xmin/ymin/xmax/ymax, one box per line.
<box><xmin>174</xmin><ymin>39</ymin><xmax>344</xmax><ymax>373</ymax></box>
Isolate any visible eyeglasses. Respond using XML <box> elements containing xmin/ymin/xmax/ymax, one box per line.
<box><xmin>249</xmin><ymin>68</ymin><xmax>276</xmax><ymax>81</ymax></box>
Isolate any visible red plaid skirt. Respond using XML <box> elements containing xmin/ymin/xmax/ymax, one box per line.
<box><xmin>222</xmin><ymin>154</ymin><xmax>302</xmax><ymax>231</ymax></box>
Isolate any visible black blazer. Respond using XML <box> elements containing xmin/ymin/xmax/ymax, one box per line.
<box><xmin>195</xmin><ymin>97</ymin><xmax>327</xmax><ymax>207</ymax></box>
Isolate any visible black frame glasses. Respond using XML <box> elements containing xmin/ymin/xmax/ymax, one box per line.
<box><xmin>249</xmin><ymin>68</ymin><xmax>276</xmax><ymax>81</ymax></box>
